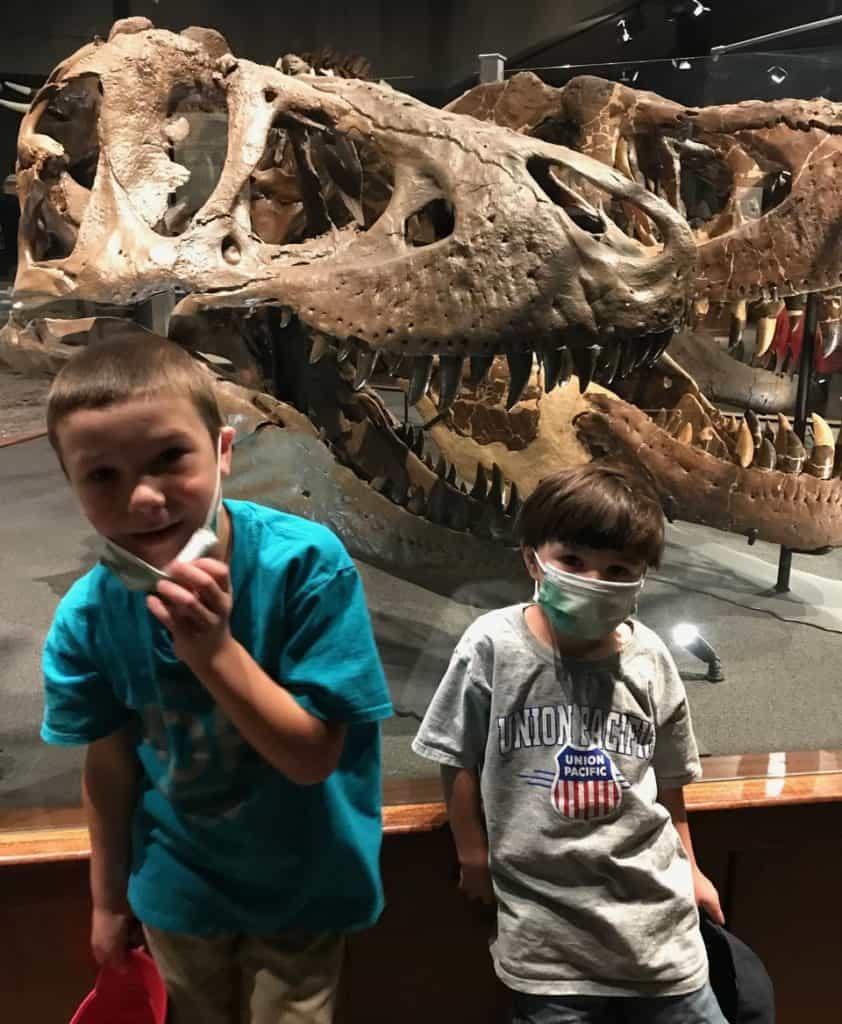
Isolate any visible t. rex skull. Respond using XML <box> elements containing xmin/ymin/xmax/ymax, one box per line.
<box><xmin>12</xmin><ymin>22</ymin><xmax>694</xmax><ymax>389</ymax></box>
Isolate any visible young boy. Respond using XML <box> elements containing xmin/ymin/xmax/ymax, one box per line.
<box><xmin>412</xmin><ymin>463</ymin><xmax>727</xmax><ymax>1024</ymax></box>
<box><xmin>41</xmin><ymin>333</ymin><xmax>393</xmax><ymax>1024</ymax></box>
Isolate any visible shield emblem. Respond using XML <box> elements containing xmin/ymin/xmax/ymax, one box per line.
<box><xmin>552</xmin><ymin>744</ymin><xmax>623</xmax><ymax>820</ymax></box>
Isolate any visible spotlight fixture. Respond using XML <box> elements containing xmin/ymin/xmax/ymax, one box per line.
<box><xmin>619</xmin><ymin>68</ymin><xmax>640</xmax><ymax>84</ymax></box>
<box><xmin>617</xmin><ymin>18</ymin><xmax>632</xmax><ymax>44</ymax></box>
<box><xmin>768</xmin><ymin>65</ymin><xmax>788</xmax><ymax>85</ymax></box>
<box><xmin>691</xmin><ymin>0</ymin><xmax>711</xmax><ymax>15</ymax></box>
<box><xmin>671</xmin><ymin>58</ymin><xmax>692</xmax><ymax>70</ymax></box>
<box><xmin>673</xmin><ymin>624</ymin><xmax>724</xmax><ymax>682</ymax></box>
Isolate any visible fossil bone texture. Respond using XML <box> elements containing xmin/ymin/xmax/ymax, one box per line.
<box><xmin>6</xmin><ymin>24</ymin><xmax>842</xmax><ymax>558</ymax></box>
<box><xmin>11</xmin><ymin>20</ymin><xmax>693</xmax><ymax>376</ymax></box>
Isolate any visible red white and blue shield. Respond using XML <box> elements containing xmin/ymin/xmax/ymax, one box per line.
<box><xmin>552</xmin><ymin>744</ymin><xmax>623</xmax><ymax>820</ymax></box>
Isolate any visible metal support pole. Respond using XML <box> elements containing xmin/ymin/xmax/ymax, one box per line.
<box><xmin>775</xmin><ymin>291</ymin><xmax>819</xmax><ymax>593</ymax></box>
<box><xmin>478</xmin><ymin>53</ymin><xmax>506</xmax><ymax>83</ymax></box>
<box><xmin>711</xmin><ymin>14</ymin><xmax>842</xmax><ymax>56</ymax></box>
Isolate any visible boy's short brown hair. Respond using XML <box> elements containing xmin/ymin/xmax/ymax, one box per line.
<box><xmin>46</xmin><ymin>330</ymin><xmax>223</xmax><ymax>456</ymax></box>
<box><xmin>516</xmin><ymin>461</ymin><xmax>665</xmax><ymax>568</ymax></box>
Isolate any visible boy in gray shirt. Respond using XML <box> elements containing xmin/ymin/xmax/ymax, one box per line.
<box><xmin>412</xmin><ymin>463</ymin><xmax>727</xmax><ymax>1023</ymax></box>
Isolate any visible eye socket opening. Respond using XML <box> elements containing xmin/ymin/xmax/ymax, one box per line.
<box><xmin>404</xmin><ymin>197</ymin><xmax>455</xmax><ymax>247</ymax></box>
<box><xmin>526</xmin><ymin>156</ymin><xmax>605</xmax><ymax>237</ymax></box>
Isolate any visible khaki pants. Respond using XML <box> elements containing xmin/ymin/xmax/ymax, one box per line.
<box><xmin>143</xmin><ymin>925</ymin><xmax>345</xmax><ymax>1024</ymax></box>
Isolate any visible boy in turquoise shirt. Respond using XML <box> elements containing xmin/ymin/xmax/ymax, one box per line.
<box><xmin>41</xmin><ymin>332</ymin><xmax>393</xmax><ymax>1024</ymax></box>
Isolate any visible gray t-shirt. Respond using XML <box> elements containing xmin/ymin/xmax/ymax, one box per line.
<box><xmin>412</xmin><ymin>604</ymin><xmax>707</xmax><ymax>997</ymax></box>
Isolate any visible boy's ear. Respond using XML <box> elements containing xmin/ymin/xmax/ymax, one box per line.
<box><xmin>219</xmin><ymin>426</ymin><xmax>236</xmax><ymax>477</ymax></box>
<box><xmin>521</xmin><ymin>544</ymin><xmax>539</xmax><ymax>580</ymax></box>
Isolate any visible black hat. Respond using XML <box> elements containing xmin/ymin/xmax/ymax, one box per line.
<box><xmin>700</xmin><ymin>915</ymin><xmax>775</xmax><ymax>1024</ymax></box>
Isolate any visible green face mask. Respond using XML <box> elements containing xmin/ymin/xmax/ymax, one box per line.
<box><xmin>99</xmin><ymin>437</ymin><xmax>223</xmax><ymax>593</ymax></box>
<box><xmin>533</xmin><ymin>552</ymin><xmax>644</xmax><ymax>640</ymax></box>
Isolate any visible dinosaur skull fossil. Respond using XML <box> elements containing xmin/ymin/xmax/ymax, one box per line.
<box><xmin>12</xmin><ymin>21</ymin><xmax>694</xmax><ymax>417</ymax></box>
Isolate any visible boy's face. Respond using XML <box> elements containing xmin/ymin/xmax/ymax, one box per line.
<box><xmin>525</xmin><ymin>540</ymin><xmax>646</xmax><ymax>584</ymax></box>
<box><xmin>57</xmin><ymin>395</ymin><xmax>234</xmax><ymax>569</ymax></box>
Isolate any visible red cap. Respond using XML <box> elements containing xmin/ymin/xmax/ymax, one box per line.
<box><xmin>69</xmin><ymin>949</ymin><xmax>167</xmax><ymax>1024</ymax></box>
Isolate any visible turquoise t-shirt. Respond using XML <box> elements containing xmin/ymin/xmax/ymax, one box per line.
<box><xmin>41</xmin><ymin>500</ymin><xmax>393</xmax><ymax>935</ymax></box>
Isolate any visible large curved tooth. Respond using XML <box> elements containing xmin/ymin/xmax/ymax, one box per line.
<box><xmin>694</xmin><ymin>298</ymin><xmax>710</xmax><ymax>319</ymax></box>
<box><xmin>308</xmin><ymin>333</ymin><xmax>331</xmax><ymax>365</ymax></box>
<box><xmin>505</xmin><ymin>481</ymin><xmax>522</xmax><ymax>519</ymax></box>
<box><xmin>506</xmin><ymin>352</ymin><xmax>533</xmax><ymax>409</ymax></box>
<box><xmin>646</xmin><ymin>330</ymin><xmax>674</xmax><ymax>367</ymax></box>
<box><xmin>600</xmin><ymin>343</ymin><xmax>623</xmax><ymax>386</ymax></box>
<box><xmin>618</xmin><ymin>339</ymin><xmax>638</xmax><ymax>379</ymax></box>
<box><xmin>572</xmin><ymin>344</ymin><xmax>601</xmax><ymax>393</ymax></box>
<box><xmin>775</xmin><ymin>413</ymin><xmax>806</xmax><ymax>473</ymax></box>
<box><xmin>676</xmin><ymin>422</ymin><xmax>694</xmax><ymax>445</ymax></box>
<box><xmin>753</xmin><ymin>437</ymin><xmax>777</xmax><ymax>472</ymax></box>
<box><xmin>735</xmin><ymin>418</ymin><xmax>755</xmax><ymax>468</ymax></box>
<box><xmin>488</xmin><ymin>463</ymin><xmax>504</xmax><ymax>508</ymax></box>
<box><xmin>470</xmin><ymin>463</ymin><xmax>488</xmax><ymax>500</ymax></box>
<box><xmin>812</xmin><ymin>412</ymin><xmax>835</xmax><ymax>450</ymax></box>
<box><xmin>745</xmin><ymin>409</ymin><xmax>762</xmax><ymax>450</ymax></box>
<box><xmin>821</xmin><ymin>321</ymin><xmax>842</xmax><ymax>359</ymax></box>
<box><xmin>558</xmin><ymin>346</ymin><xmax>574</xmax><ymax>386</ymax></box>
<box><xmin>353</xmin><ymin>349</ymin><xmax>379</xmax><ymax>390</ymax></box>
<box><xmin>0</xmin><ymin>98</ymin><xmax>29</xmax><ymax>113</ymax></box>
<box><xmin>438</xmin><ymin>355</ymin><xmax>465</xmax><ymax>412</ymax></box>
<box><xmin>729</xmin><ymin>300</ymin><xmax>747</xmax><ymax>351</ymax></box>
<box><xmin>468</xmin><ymin>355</ymin><xmax>494</xmax><ymax>385</ymax></box>
<box><xmin>435</xmin><ymin>454</ymin><xmax>448</xmax><ymax>478</ymax></box>
<box><xmin>755</xmin><ymin>312</ymin><xmax>779</xmax><ymax>358</ymax></box>
<box><xmin>654</xmin><ymin>409</ymin><xmax>669</xmax><ymax>428</ymax></box>
<box><xmin>541</xmin><ymin>349</ymin><xmax>563</xmax><ymax>391</ymax></box>
<box><xmin>407</xmin><ymin>355</ymin><xmax>434</xmax><ymax>404</ymax></box>
<box><xmin>806</xmin><ymin>445</ymin><xmax>834</xmax><ymax>479</ymax></box>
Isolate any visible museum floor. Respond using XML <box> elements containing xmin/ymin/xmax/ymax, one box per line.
<box><xmin>1</xmin><ymin>427</ymin><xmax>841</xmax><ymax>812</ymax></box>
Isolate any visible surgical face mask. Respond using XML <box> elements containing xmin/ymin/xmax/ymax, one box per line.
<box><xmin>532</xmin><ymin>551</ymin><xmax>644</xmax><ymax>640</ymax></box>
<box><xmin>99</xmin><ymin>437</ymin><xmax>224</xmax><ymax>593</ymax></box>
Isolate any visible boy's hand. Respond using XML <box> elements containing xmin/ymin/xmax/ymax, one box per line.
<box><xmin>458</xmin><ymin>854</ymin><xmax>495</xmax><ymax>905</ymax></box>
<box><xmin>91</xmin><ymin>907</ymin><xmax>132</xmax><ymax>970</ymax></box>
<box><xmin>147</xmin><ymin>558</ymin><xmax>234</xmax><ymax>671</ymax></box>
<box><xmin>693</xmin><ymin>867</ymin><xmax>725</xmax><ymax>924</ymax></box>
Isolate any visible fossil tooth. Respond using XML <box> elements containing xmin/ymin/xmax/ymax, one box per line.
<box><xmin>468</xmin><ymin>355</ymin><xmax>494</xmax><ymax>385</ymax></box>
<box><xmin>541</xmin><ymin>349</ymin><xmax>564</xmax><ymax>391</ymax></box>
<box><xmin>308</xmin><ymin>333</ymin><xmax>331</xmax><ymax>365</ymax></box>
<box><xmin>646</xmin><ymin>330</ymin><xmax>674</xmax><ymax>367</ymax></box>
<box><xmin>729</xmin><ymin>300</ymin><xmax>747</xmax><ymax>351</ymax></box>
<box><xmin>558</xmin><ymin>346</ymin><xmax>574</xmax><ymax>385</ymax></box>
<box><xmin>697</xmin><ymin>425</ymin><xmax>714</xmax><ymax>452</ymax></box>
<box><xmin>488</xmin><ymin>463</ymin><xmax>504</xmax><ymax>508</ymax></box>
<box><xmin>676</xmin><ymin>422</ymin><xmax>694</xmax><ymax>445</ymax></box>
<box><xmin>821</xmin><ymin>321</ymin><xmax>842</xmax><ymax>359</ymax></box>
<box><xmin>407</xmin><ymin>355</ymin><xmax>434</xmax><ymax>404</ymax></box>
<box><xmin>665</xmin><ymin>409</ymin><xmax>683</xmax><ymax>436</ymax></box>
<box><xmin>353</xmin><ymin>349</ymin><xmax>379</xmax><ymax>390</ymax></box>
<box><xmin>775</xmin><ymin>413</ymin><xmax>806</xmax><ymax>474</ymax></box>
<box><xmin>654</xmin><ymin>409</ymin><xmax>669</xmax><ymax>428</ymax></box>
<box><xmin>806</xmin><ymin>445</ymin><xmax>834</xmax><ymax>479</ymax></box>
<box><xmin>407</xmin><ymin>485</ymin><xmax>426</xmax><ymax>516</ymax></box>
<box><xmin>812</xmin><ymin>412</ymin><xmax>835</xmax><ymax>450</ymax></box>
<box><xmin>446</xmin><ymin>463</ymin><xmax>457</xmax><ymax>486</ymax></box>
<box><xmin>694</xmin><ymin>298</ymin><xmax>710</xmax><ymax>319</ymax></box>
<box><xmin>505</xmin><ymin>481</ymin><xmax>522</xmax><ymax>518</ymax></box>
<box><xmin>391</xmin><ymin>476</ymin><xmax>409</xmax><ymax>506</ymax></box>
<box><xmin>506</xmin><ymin>352</ymin><xmax>534</xmax><ymax>409</ymax></box>
<box><xmin>425</xmin><ymin>479</ymin><xmax>447</xmax><ymax>525</ymax></box>
<box><xmin>755</xmin><ymin>316</ymin><xmax>778</xmax><ymax>358</ymax></box>
<box><xmin>745</xmin><ymin>409</ymin><xmax>762</xmax><ymax>450</ymax></box>
<box><xmin>471</xmin><ymin>463</ymin><xmax>488</xmax><ymax>501</ymax></box>
<box><xmin>572</xmin><ymin>344</ymin><xmax>601</xmax><ymax>393</ymax></box>
<box><xmin>618</xmin><ymin>340</ymin><xmax>638</xmax><ymax>379</ymax></box>
<box><xmin>423</xmin><ymin>452</ymin><xmax>434</xmax><ymax>470</ymax></box>
<box><xmin>600</xmin><ymin>343</ymin><xmax>623</xmax><ymax>386</ymax></box>
<box><xmin>438</xmin><ymin>355</ymin><xmax>464</xmax><ymax>413</ymax></box>
<box><xmin>435</xmin><ymin>455</ymin><xmax>447</xmax><ymax>478</ymax></box>
<box><xmin>753</xmin><ymin>437</ymin><xmax>777</xmax><ymax>472</ymax></box>
<box><xmin>735</xmin><ymin>418</ymin><xmax>755</xmax><ymax>468</ymax></box>
<box><xmin>337</xmin><ymin>341</ymin><xmax>354</xmax><ymax>364</ymax></box>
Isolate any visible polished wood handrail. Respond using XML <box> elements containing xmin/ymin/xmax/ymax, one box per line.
<box><xmin>2</xmin><ymin>751</ymin><xmax>841</xmax><ymax>865</ymax></box>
